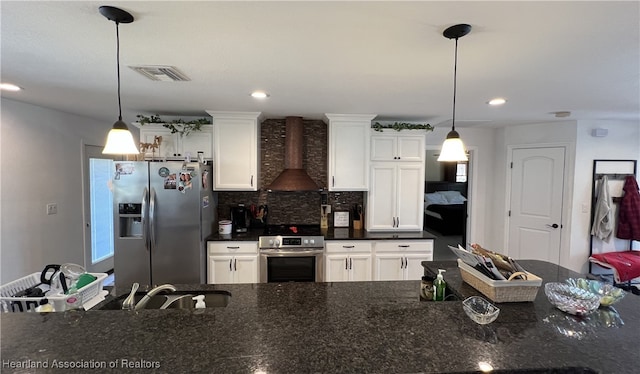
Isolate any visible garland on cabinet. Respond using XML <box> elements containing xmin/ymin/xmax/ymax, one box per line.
<box><xmin>372</xmin><ymin>121</ymin><xmax>434</xmax><ymax>132</ymax></box>
<box><xmin>137</xmin><ymin>114</ymin><xmax>211</xmax><ymax>137</ymax></box>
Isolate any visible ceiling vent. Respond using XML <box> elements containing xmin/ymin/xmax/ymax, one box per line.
<box><xmin>129</xmin><ymin>65</ymin><xmax>190</xmax><ymax>81</ymax></box>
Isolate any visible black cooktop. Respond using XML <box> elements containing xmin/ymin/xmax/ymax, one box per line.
<box><xmin>263</xmin><ymin>224</ymin><xmax>322</xmax><ymax>236</ymax></box>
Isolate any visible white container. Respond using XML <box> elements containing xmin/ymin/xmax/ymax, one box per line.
<box><xmin>218</xmin><ymin>220</ymin><xmax>232</xmax><ymax>234</ymax></box>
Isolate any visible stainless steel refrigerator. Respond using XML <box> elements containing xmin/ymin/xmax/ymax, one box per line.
<box><xmin>112</xmin><ymin>161</ymin><xmax>215</xmax><ymax>291</ymax></box>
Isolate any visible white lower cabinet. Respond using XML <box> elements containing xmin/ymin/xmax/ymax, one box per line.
<box><xmin>207</xmin><ymin>242</ymin><xmax>258</xmax><ymax>284</ymax></box>
<box><xmin>373</xmin><ymin>240</ymin><xmax>433</xmax><ymax>281</ymax></box>
<box><xmin>325</xmin><ymin>241</ymin><xmax>372</xmax><ymax>282</ymax></box>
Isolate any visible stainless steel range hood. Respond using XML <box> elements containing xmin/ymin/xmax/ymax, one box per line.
<box><xmin>267</xmin><ymin>116</ymin><xmax>320</xmax><ymax>192</ymax></box>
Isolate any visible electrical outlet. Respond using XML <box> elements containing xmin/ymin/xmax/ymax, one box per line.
<box><xmin>46</xmin><ymin>203</ymin><xmax>57</xmax><ymax>215</ymax></box>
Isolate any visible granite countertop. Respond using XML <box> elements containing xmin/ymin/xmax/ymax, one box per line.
<box><xmin>206</xmin><ymin>228</ymin><xmax>436</xmax><ymax>241</ymax></box>
<box><xmin>1</xmin><ymin>260</ymin><xmax>638</xmax><ymax>373</ymax></box>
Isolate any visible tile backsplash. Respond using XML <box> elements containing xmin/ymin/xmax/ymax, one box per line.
<box><xmin>217</xmin><ymin>118</ymin><xmax>364</xmax><ymax>226</ymax></box>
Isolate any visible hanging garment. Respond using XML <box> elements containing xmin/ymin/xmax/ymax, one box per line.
<box><xmin>616</xmin><ymin>175</ymin><xmax>640</xmax><ymax>241</ymax></box>
<box><xmin>591</xmin><ymin>175</ymin><xmax>614</xmax><ymax>240</ymax></box>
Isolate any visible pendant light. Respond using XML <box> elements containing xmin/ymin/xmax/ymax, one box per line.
<box><xmin>438</xmin><ymin>24</ymin><xmax>471</xmax><ymax>162</ymax></box>
<box><xmin>100</xmin><ymin>6</ymin><xmax>139</xmax><ymax>155</ymax></box>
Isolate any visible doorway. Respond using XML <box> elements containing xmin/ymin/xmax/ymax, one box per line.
<box><xmin>83</xmin><ymin>145</ymin><xmax>116</xmax><ymax>273</ymax></box>
<box><xmin>507</xmin><ymin>146</ymin><xmax>566</xmax><ymax>263</ymax></box>
<box><xmin>424</xmin><ymin>148</ymin><xmax>472</xmax><ymax>260</ymax></box>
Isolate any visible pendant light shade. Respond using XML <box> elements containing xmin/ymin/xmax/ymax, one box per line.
<box><xmin>100</xmin><ymin>6</ymin><xmax>139</xmax><ymax>155</ymax></box>
<box><xmin>438</xmin><ymin>24</ymin><xmax>471</xmax><ymax>163</ymax></box>
<box><xmin>103</xmin><ymin>120</ymin><xmax>139</xmax><ymax>154</ymax></box>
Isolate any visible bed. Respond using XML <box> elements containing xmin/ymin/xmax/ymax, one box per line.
<box><xmin>423</xmin><ymin>181</ymin><xmax>468</xmax><ymax>236</ymax></box>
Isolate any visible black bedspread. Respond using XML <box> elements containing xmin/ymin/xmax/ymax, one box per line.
<box><xmin>424</xmin><ymin>203</ymin><xmax>465</xmax><ymax>235</ymax></box>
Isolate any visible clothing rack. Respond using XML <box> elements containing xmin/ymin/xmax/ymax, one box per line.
<box><xmin>588</xmin><ymin>159</ymin><xmax>638</xmax><ymax>283</ymax></box>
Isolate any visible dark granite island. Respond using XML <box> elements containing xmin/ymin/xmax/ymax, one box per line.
<box><xmin>1</xmin><ymin>260</ymin><xmax>639</xmax><ymax>373</ymax></box>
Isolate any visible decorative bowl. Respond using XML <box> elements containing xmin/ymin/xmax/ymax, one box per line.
<box><xmin>544</xmin><ymin>282</ymin><xmax>600</xmax><ymax>316</ymax></box>
<box><xmin>565</xmin><ymin>278</ymin><xmax>626</xmax><ymax>307</ymax></box>
<box><xmin>462</xmin><ymin>296</ymin><xmax>500</xmax><ymax>325</ymax></box>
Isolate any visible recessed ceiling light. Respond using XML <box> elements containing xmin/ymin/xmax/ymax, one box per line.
<box><xmin>0</xmin><ymin>83</ymin><xmax>22</xmax><ymax>91</ymax></box>
<box><xmin>488</xmin><ymin>97</ymin><xmax>506</xmax><ymax>106</ymax></box>
<box><xmin>251</xmin><ymin>91</ymin><xmax>269</xmax><ymax>99</ymax></box>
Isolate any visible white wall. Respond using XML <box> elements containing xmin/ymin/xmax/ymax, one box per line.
<box><xmin>491</xmin><ymin>121</ymin><xmax>578</xmax><ymax>267</ymax></box>
<box><xmin>489</xmin><ymin>120</ymin><xmax>640</xmax><ymax>273</ymax></box>
<box><xmin>1</xmin><ymin>98</ymin><xmax>108</xmax><ymax>283</ymax></box>
<box><xmin>570</xmin><ymin>120</ymin><xmax>640</xmax><ymax>273</ymax></box>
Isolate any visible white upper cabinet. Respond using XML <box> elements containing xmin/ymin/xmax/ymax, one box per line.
<box><xmin>324</xmin><ymin>113</ymin><xmax>376</xmax><ymax>191</ymax></box>
<box><xmin>207</xmin><ymin>111</ymin><xmax>262</xmax><ymax>191</ymax></box>
<box><xmin>134</xmin><ymin>123</ymin><xmax>213</xmax><ymax>160</ymax></box>
<box><xmin>371</xmin><ymin>133</ymin><xmax>425</xmax><ymax>162</ymax></box>
<box><xmin>367</xmin><ymin>132</ymin><xmax>425</xmax><ymax>231</ymax></box>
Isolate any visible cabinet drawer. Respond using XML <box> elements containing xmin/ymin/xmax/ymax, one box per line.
<box><xmin>374</xmin><ymin>240</ymin><xmax>433</xmax><ymax>253</ymax></box>
<box><xmin>208</xmin><ymin>241</ymin><xmax>258</xmax><ymax>255</ymax></box>
<box><xmin>326</xmin><ymin>241</ymin><xmax>372</xmax><ymax>253</ymax></box>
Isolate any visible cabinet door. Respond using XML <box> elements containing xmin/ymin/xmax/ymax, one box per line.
<box><xmin>213</xmin><ymin>118</ymin><xmax>259</xmax><ymax>190</ymax></box>
<box><xmin>140</xmin><ymin>128</ymin><xmax>179</xmax><ymax>159</ymax></box>
<box><xmin>328</xmin><ymin>121</ymin><xmax>370</xmax><ymax>191</ymax></box>
<box><xmin>326</xmin><ymin>254</ymin><xmax>349</xmax><ymax>282</ymax></box>
<box><xmin>374</xmin><ymin>254</ymin><xmax>404</xmax><ymax>281</ymax></box>
<box><xmin>208</xmin><ymin>255</ymin><xmax>234</xmax><ymax>284</ymax></box>
<box><xmin>370</xmin><ymin>136</ymin><xmax>396</xmax><ymax>161</ymax></box>
<box><xmin>396</xmin><ymin>163</ymin><xmax>424</xmax><ymax>230</ymax></box>
<box><xmin>181</xmin><ymin>127</ymin><xmax>213</xmax><ymax>160</ymax></box>
<box><xmin>397</xmin><ymin>136</ymin><xmax>424</xmax><ymax>162</ymax></box>
<box><xmin>366</xmin><ymin>163</ymin><xmax>396</xmax><ymax>230</ymax></box>
<box><xmin>349</xmin><ymin>254</ymin><xmax>372</xmax><ymax>281</ymax></box>
<box><xmin>234</xmin><ymin>255</ymin><xmax>259</xmax><ymax>284</ymax></box>
<box><xmin>405</xmin><ymin>254</ymin><xmax>431</xmax><ymax>280</ymax></box>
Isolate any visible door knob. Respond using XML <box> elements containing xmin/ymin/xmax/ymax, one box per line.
<box><xmin>546</xmin><ymin>223</ymin><xmax>559</xmax><ymax>229</ymax></box>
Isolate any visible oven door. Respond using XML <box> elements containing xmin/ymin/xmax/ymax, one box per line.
<box><xmin>260</xmin><ymin>249</ymin><xmax>324</xmax><ymax>283</ymax></box>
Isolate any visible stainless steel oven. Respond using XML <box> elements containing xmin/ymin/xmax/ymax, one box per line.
<box><xmin>259</xmin><ymin>235</ymin><xmax>324</xmax><ymax>283</ymax></box>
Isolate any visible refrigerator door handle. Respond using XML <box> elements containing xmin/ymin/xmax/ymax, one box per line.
<box><xmin>142</xmin><ymin>187</ymin><xmax>150</xmax><ymax>251</ymax></box>
<box><xmin>149</xmin><ymin>187</ymin><xmax>157</xmax><ymax>251</ymax></box>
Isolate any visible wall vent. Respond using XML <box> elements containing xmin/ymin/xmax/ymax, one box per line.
<box><xmin>128</xmin><ymin>65</ymin><xmax>190</xmax><ymax>82</ymax></box>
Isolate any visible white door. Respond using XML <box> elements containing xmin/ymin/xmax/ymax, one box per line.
<box><xmin>83</xmin><ymin>145</ymin><xmax>116</xmax><ymax>273</ymax></box>
<box><xmin>367</xmin><ymin>163</ymin><xmax>396</xmax><ymax>230</ymax></box>
<box><xmin>234</xmin><ymin>256</ymin><xmax>259</xmax><ymax>284</ymax></box>
<box><xmin>326</xmin><ymin>254</ymin><xmax>349</xmax><ymax>282</ymax></box>
<box><xmin>405</xmin><ymin>254</ymin><xmax>429</xmax><ymax>280</ymax></box>
<box><xmin>508</xmin><ymin>147</ymin><xmax>565</xmax><ymax>263</ymax></box>
<box><xmin>349</xmin><ymin>255</ymin><xmax>372</xmax><ymax>281</ymax></box>
<box><xmin>374</xmin><ymin>254</ymin><xmax>404</xmax><ymax>281</ymax></box>
<box><xmin>396</xmin><ymin>163</ymin><xmax>424</xmax><ymax>230</ymax></box>
<box><xmin>208</xmin><ymin>256</ymin><xmax>234</xmax><ymax>284</ymax></box>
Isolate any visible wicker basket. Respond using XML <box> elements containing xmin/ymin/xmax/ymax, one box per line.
<box><xmin>457</xmin><ymin>259</ymin><xmax>542</xmax><ymax>303</ymax></box>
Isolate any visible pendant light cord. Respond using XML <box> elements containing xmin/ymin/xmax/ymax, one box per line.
<box><xmin>115</xmin><ymin>21</ymin><xmax>123</xmax><ymax>121</ymax></box>
<box><xmin>451</xmin><ymin>37</ymin><xmax>459</xmax><ymax>132</ymax></box>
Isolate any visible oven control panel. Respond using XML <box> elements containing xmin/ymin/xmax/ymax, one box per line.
<box><xmin>259</xmin><ymin>236</ymin><xmax>325</xmax><ymax>249</ymax></box>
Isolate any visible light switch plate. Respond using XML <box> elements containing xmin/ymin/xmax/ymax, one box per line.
<box><xmin>46</xmin><ymin>203</ymin><xmax>57</xmax><ymax>215</ymax></box>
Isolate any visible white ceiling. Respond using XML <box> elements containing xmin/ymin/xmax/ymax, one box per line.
<box><xmin>2</xmin><ymin>1</ymin><xmax>639</xmax><ymax>129</ymax></box>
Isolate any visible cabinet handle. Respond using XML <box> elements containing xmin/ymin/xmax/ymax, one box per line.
<box><xmin>398</xmin><ymin>245</ymin><xmax>409</xmax><ymax>248</ymax></box>
<box><xmin>345</xmin><ymin>258</ymin><xmax>348</xmax><ymax>270</ymax></box>
<box><xmin>400</xmin><ymin>257</ymin><xmax>405</xmax><ymax>269</ymax></box>
<box><xmin>392</xmin><ymin>217</ymin><xmax>396</xmax><ymax>227</ymax></box>
<box><xmin>229</xmin><ymin>259</ymin><xmax>232</xmax><ymax>271</ymax></box>
<box><xmin>227</xmin><ymin>246</ymin><xmax>240</xmax><ymax>249</ymax></box>
<box><xmin>234</xmin><ymin>258</ymin><xmax>237</xmax><ymax>271</ymax></box>
<box><xmin>396</xmin><ymin>217</ymin><xmax>400</xmax><ymax>227</ymax></box>
<box><xmin>342</xmin><ymin>245</ymin><xmax>355</xmax><ymax>249</ymax></box>
<box><xmin>349</xmin><ymin>258</ymin><xmax>353</xmax><ymax>270</ymax></box>
<box><xmin>250</xmin><ymin>175</ymin><xmax>253</xmax><ymax>187</ymax></box>
<box><xmin>332</xmin><ymin>176</ymin><xmax>335</xmax><ymax>187</ymax></box>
